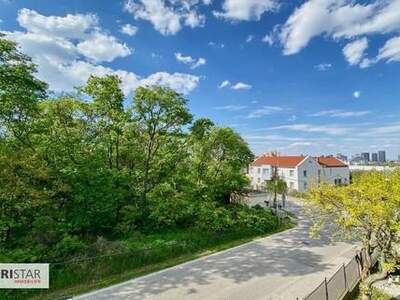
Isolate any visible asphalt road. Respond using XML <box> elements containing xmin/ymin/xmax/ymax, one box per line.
<box><xmin>76</xmin><ymin>196</ymin><xmax>358</xmax><ymax>300</ymax></box>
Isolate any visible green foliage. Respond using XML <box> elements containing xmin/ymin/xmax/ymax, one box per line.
<box><xmin>0</xmin><ymin>35</ymin><xmax>282</xmax><ymax>297</ymax></box>
<box><xmin>306</xmin><ymin>169</ymin><xmax>400</xmax><ymax>296</ymax></box>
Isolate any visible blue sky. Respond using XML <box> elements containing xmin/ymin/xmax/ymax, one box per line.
<box><xmin>1</xmin><ymin>0</ymin><xmax>400</xmax><ymax>159</ymax></box>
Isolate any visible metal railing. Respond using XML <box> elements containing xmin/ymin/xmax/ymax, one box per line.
<box><xmin>303</xmin><ymin>251</ymin><xmax>362</xmax><ymax>300</ymax></box>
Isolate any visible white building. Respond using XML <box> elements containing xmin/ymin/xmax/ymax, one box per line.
<box><xmin>248</xmin><ymin>155</ymin><xmax>350</xmax><ymax>192</ymax></box>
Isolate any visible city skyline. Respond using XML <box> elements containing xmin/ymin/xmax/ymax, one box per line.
<box><xmin>1</xmin><ymin>0</ymin><xmax>400</xmax><ymax>158</ymax></box>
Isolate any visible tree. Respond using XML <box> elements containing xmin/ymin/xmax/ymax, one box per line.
<box><xmin>306</xmin><ymin>170</ymin><xmax>400</xmax><ymax>300</ymax></box>
<box><xmin>133</xmin><ymin>86</ymin><xmax>193</xmax><ymax>211</ymax></box>
<box><xmin>0</xmin><ymin>33</ymin><xmax>47</xmax><ymax>141</ymax></box>
<box><xmin>189</xmin><ymin>122</ymin><xmax>254</xmax><ymax>204</ymax></box>
<box><xmin>82</xmin><ymin>75</ymin><xmax>126</xmax><ymax>169</ymax></box>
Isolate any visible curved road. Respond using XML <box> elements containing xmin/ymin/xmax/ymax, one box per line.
<box><xmin>76</xmin><ymin>196</ymin><xmax>358</xmax><ymax>300</ymax></box>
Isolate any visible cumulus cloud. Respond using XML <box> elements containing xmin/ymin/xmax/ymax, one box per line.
<box><xmin>175</xmin><ymin>52</ymin><xmax>206</xmax><ymax>69</ymax></box>
<box><xmin>213</xmin><ymin>0</ymin><xmax>278</xmax><ymax>21</ymax></box>
<box><xmin>274</xmin><ymin>0</ymin><xmax>400</xmax><ymax>67</ymax></box>
<box><xmin>17</xmin><ymin>8</ymin><xmax>98</xmax><ymax>39</ymax></box>
<box><xmin>123</xmin><ymin>0</ymin><xmax>205</xmax><ymax>35</ymax></box>
<box><xmin>76</xmin><ymin>31</ymin><xmax>132</xmax><ymax>62</ymax></box>
<box><xmin>231</xmin><ymin>82</ymin><xmax>252</xmax><ymax>90</ymax></box>
<box><xmin>141</xmin><ymin>72</ymin><xmax>200</xmax><ymax>94</ymax></box>
<box><xmin>3</xmin><ymin>8</ymin><xmax>199</xmax><ymax>95</ymax></box>
<box><xmin>342</xmin><ymin>37</ymin><xmax>368</xmax><ymax>66</ymax></box>
<box><xmin>120</xmin><ymin>24</ymin><xmax>138</xmax><ymax>36</ymax></box>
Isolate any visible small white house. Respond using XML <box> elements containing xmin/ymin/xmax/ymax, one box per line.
<box><xmin>248</xmin><ymin>155</ymin><xmax>350</xmax><ymax>192</ymax></box>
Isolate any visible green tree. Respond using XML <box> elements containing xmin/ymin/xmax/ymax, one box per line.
<box><xmin>189</xmin><ymin>121</ymin><xmax>254</xmax><ymax>204</ymax></box>
<box><xmin>0</xmin><ymin>33</ymin><xmax>47</xmax><ymax>141</ymax></box>
<box><xmin>306</xmin><ymin>170</ymin><xmax>400</xmax><ymax>300</ymax></box>
<box><xmin>133</xmin><ymin>86</ymin><xmax>193</xmax><ymax>211</ymax></box>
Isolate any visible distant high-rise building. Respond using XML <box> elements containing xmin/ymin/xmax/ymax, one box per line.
<box><xmin>378</xmin><ymin>150</ymin><xmax>386</xmax><ymax>163</ymax></box>
<box><xmin>371</xmin><ymin>153</ymin><xmax>378</xmax><ymax>162</ymax></box>
<box><xmin>361</xmin><ymin>152</ymin><xmax>370</xmax><ymax>163</ymax></box>
<box><xmin>336</xmin><ymin>153</ymin><xmax>348</xmax><ymax>162</ymax></box>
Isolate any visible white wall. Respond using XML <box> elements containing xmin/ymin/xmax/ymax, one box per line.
<box><xmin>247</xmin><ymin>165</ymin><xmax>272</xmax><ymax>190</ymax></box>
<box><xmin>295</xmin><ymin>156</ymin><xmax>322</xmax><ymax>192</ymax></box>
<box><xmin>322</xmin><ymin>167</ymin><xmax>350</xmax><ymax>185</ymax></box>
<box><xmin>247</xmin><ymin>156</ymin><xmax>350</xmax><ymax>192</ymax></box>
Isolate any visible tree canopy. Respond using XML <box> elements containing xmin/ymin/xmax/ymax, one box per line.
<box><xmin>0</xmin><ymin>35</ymin><xmax>275</xmax><ymax>268</ymax></box>
<box><xmin>306</xmin><ymin>170</ymin><xmax>400</xmax><ymax>299</ymax></box>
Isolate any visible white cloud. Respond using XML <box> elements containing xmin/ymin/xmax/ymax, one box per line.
<box><xmin>4</xmin><ymin>9</ymin><xmax>199</xmax><ymax>95</ymax></box>
<box><xmin>376</xmin><ymin>36</ymin><xmax>400</xmax><ymax>63</ymax></box>
<box><xmin>17</xmin><ymin>8</ymin><xmax>98</xmax><ymax>39</ymax></box>
<box><xmin>270</xmin><ymin>123</ymin><xmax>350</xmax><ymax>135</ymax></box>
<box><xmin>231</xmin><ymin>82</ymin><xmax>252</xmax><ymax>90</ymax></box>
<box><xmin>175</xmin><ymin>52</ymin><xmax>206</xmax><ymax>69</ymax></box>
<box><xmin>262</xmin><ymin>33</ymin><xmax>274</xmax><ymax>46</ymax></box>
<box><xmin>218</xmin><ymin>80</ymin><xmax>230</xmax><ymax>88</ymax></box>
<box><xmin>342</xmin><ymin>37</ymin><xmax>368</xmax><ymax>65</ymax></box>
<box><xmin>353</xmin><ymin>91</ymin><xmax>361</xmax><ymax>98</ymax></box>
<box><xmin>208</xmin><ymin>41</ymin><xmax>225</xmax><ymax>48</ymax></box>
<box><xmin>247</xmin><ymin>105</ymin><xmax>284</xmax><ymax>118</ymax></box>
<box><xmin>141</xmin><ymin>72</ymin><xmax>200</xmax><ymax>94</ymax></box>
<box><xmin>215</xmin><ymin>105</ymin><xmax>247</xmax><ymax>111</ymax></box>
<box><xmin>311</xmin><ymin>109</ymin><xmax>369</xmax><ymax>117</ymax></box>
<box><xmin>77</xmin><ymin>31</ymin><xmax>132</xmax><ymax>62</ymax></box>
<box><xmin>123</xmin><ymin>0</ymin><xmax>205</xmax><ymax>36</ymax></box>
<box><xmin>246</xmin><ymin>34</ymin><xmax>254</xmax><ymax>43</ymax></box>
<box><xmin>276</xmin><ymin>0</ymin><xmax>400</xmax><ymax>61</ymax></box>
<box><xmin>213</xmin><ymin>0</ymin><xmax>278</xmax><ymax>21</ymax></box>
<box><xmin>244</xmin><ymin>134</ymin><xmax>305</xmax><ymax>142</ymax></box>
<box><xmin>314</xmin><ymin>63</ymin><xmax>332</xmax><ymax>71</ymax></box>
<box><xmin>288</xmin><ymin>115</ymin><xmax>297</xmax><ymax>121</ymax></box>
<box><xmin>120</xmin><ymin>24</ymin><xmax>138</xmax><ymax>36</ymax></box>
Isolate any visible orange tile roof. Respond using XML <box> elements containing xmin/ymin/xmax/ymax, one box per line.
<box><xmin>251</xmin><ymin>155</ymin><xmax>306</xmax><ymax>168</ymax></box>
<box><xmin>317</xmin><ymin>157</ymin><xmax>348</xmax><ymax>167</ymax></box>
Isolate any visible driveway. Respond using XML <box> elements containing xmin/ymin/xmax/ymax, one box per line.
<box><xmin>76</xmin><ymin>196</ymin><xmax>358</xmax><ymax>300</ymax></box>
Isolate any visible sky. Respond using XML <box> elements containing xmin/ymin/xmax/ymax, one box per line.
<box><xmin>1</xmin><ymin>0</ymin><xmax>400</xmax><ymax>159</ymax></box>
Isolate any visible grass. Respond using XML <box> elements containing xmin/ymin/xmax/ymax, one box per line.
<box><xmin>3</xmin><ymin>220</ymin><xmax>294</xmax><ymax>300</ymax></box>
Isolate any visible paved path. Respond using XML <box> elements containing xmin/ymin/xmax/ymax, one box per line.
<box><xmin>76</xmin><ymin>196</ymin><xmax>358</xmax><ymax>300</ymax></box>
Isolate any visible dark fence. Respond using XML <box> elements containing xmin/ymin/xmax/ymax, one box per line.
<box><xmin>303</xmin><ymin>251</ymin><xmax>362</xmax><ymax>300</ymax></box>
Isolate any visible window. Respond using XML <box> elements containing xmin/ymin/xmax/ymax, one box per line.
<box><xmin>289</xmin><ymin>170</ymin><xmax>294</xmax><ymax>177</ymax></box>
<box><xmin>257</xmin><ymin>168</ymin><xmax>261</xmax><ymax>174</ymax></box>
<box><xmin>318</xmin><ymin>170</ymin><xmax>321</xmax><ymax>176</ymax></box>
<box><xmin>334</xmin><ymin>178</ymin><xmax>342</xmax><ymax>186</ymax></box>
<box><xmin>303</xmin><ymin>170</ymin><xmax>307</xmax><ymax>177</ymax></box>
<box><xmin>304</xmin><ymin>182</ymin><xmax>308</xmax><ymax>190</ymax></box>
<box><xmin>290</xmin><ymin>182</ymin><xmax>294</xmax><ymax>189</ymax></box>
<box><xmin>263</xmin><ymin>168</ymin><xmax>269</xmax><ymax>175</ymax></box>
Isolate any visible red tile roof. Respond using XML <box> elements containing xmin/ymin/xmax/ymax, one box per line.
<box><xmin>251</xmin><ymin>155</ymin><xmax>306</xmax><ymax>168</ymax></box>
<box><xmin>317</xmin><ymin>157</ymin><xmax>348</xmax><ymax>168</ymax></box>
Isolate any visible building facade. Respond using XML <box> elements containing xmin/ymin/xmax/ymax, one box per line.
<box><xmin>248</xmin><ymin>155</ymin><xmax>350</xmax><ymax>192</ymax></box>
<box><xmin>378</xmin><ymin>151</ymin><xmax>386</xmax><ymax>163</ymax></box>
